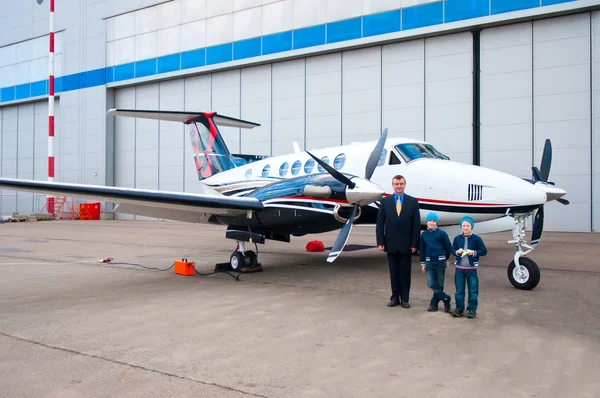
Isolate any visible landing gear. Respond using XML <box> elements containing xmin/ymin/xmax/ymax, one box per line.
<box><xmin>220</xmin><ymin>240</ymin><xmax>262</xmax><ymax>273</ymax></box>
<box><xmin>507</xmin><ymin>214</ymin><xmax>541</xmax><ymax>290</ymax></box>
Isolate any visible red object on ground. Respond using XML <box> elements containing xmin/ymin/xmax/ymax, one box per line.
<box><xmin>306</xmin><ymin>240</ymin><xmax>325</xmax><ymax>252</ymax></box>
<box><xmin>80</xmin><ymin>202</ymin><xmax>101</xmax><ymax>220</ymax></box>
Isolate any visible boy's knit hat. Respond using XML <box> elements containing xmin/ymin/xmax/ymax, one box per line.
<box><xmin>426</xmin><ymin>212</ymin><xmax>438</xmax><ymax>223</ymax></box>
<box><xmin>460</xmin><ymin>216</ymin><xmax>474</xmax><ymax>229</ymax></box>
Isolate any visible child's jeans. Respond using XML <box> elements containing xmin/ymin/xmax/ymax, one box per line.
<box><xmin>426</xmin><ymin>261</ymin><xmax>450</xmax><ymax>307</ymax></box>
<box><xmin>454</xmin><ymin>268</ymin><xmax>479</xmax><ymax>312</ymax></box>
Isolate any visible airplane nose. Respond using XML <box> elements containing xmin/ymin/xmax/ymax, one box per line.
<box><xmin>534</xmin><ymin>181</ymin><xmax>566</xmax><ymax>202</ymax></box>
<box><xmin>345</xmin><ymin>179</ymin><xmax>385</xmax><ymax>206</ymax></box>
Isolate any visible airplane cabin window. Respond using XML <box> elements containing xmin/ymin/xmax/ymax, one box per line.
<box><xmin>291</xmin><ymin>160</ymin><xmax>301</xmax><ymax>175</ymax></box>
<box><xmin>262</xmin><ymin>164</ymin><xmax>270</xmax><ymax>177</ymax></box>
<box><xmin>317</xmin><ymin>156</ymin><xmax>329</xmax><ymax>173</ymax></box>
<box><xmin>334</xmin><ymin>153</ymin><xmax>346</xmax><ymax>170</ymax></box>
<box><xmin>304</xmin><ymin>159</ymin><xmax>315</xmax><ymax>174</ymax></box>
<box><xmin>279</xmin><ymin>162</ymin><xmax>289</xmax><ymax>177</ymax></box>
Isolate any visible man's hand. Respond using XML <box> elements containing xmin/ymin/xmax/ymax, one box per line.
<box><xmin>467</xmin><ymin>249</ymin><xmax>474</xmax><ymax>256</ymax></box>
<box><xmin>421</xmin><ymin>265</ymin><xmax>426</xmax><ymax>273</ymax></box>
<box><xmin>445</xmin><ymin>260</ymin><xmax>450</xmax><ymax>268</ymax></box>
<box><xmin>411</xmin><ymin>248</ymin><xmax>417</xmax><ymax>254</ymax></box>
<box><xmin>456</xmin><ymin>249</ymin><xmax>464</xmax><ymax>256</ymax></box>
<box><xmin>377</xmin><ymin>245</ymin><xmax>385</xmax><ymax>252</ymax></box>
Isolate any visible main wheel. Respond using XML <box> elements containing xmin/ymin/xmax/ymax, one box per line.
<box><xmin>230</xmin><ymin>252</ymin><xmax>245</xmax><ymax>271</ymax></box>
<box><xmin>507</xmin><ymin>257</ymin><xmax>540</xmax><ymax>290</ymax></box>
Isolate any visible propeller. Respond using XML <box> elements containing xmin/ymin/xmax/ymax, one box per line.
<box><xmin>529</xmin><ymin>138</ymin><xmax>570</xmax><ymax>247</ymax></box>
<box><xmin>306</xmin><ymin>129</ymin><xmax>388</xmax><ymax>263</ymax></box>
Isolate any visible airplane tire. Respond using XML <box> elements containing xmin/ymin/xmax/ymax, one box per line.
<box><xmin>507</xmin><ymin>257</ymin><xmax>540</xmax><ymax>290</ymax></box>
<box><xmin>245</xmin><ymin>250</ymin><xmax>258</xmax><ymax>266</ymax></box>
<box><xmin>230</xmin><ymin>252</ymin><xmax>245</xmax><ymax>271</ymax></box>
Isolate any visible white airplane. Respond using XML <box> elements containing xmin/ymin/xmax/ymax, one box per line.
<box><xmin>0</xmin><ymin>109</ymin><xmax>568</xmax><ymax>291</ymax></box>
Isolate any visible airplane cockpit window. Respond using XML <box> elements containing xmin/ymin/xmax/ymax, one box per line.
<box><xmin>317</xmin><ymin>156</ymin><xmax>329</xmax><ymax>173</ymax></box>
<box><xmin>291</xmin><ymin>160</ymin><xmax>301</xmax><ymax>175</ymax></box>
<box><xmin>304</xmin><ymin>159</ymin><xmax>315</xmax><ymax>174</ymax></box>
<box><xmin>334</xmin><ymin>153</ymin><xmax>346</xmax><ymax>170</ymax></box>
<box><xmin>279</xmin><ymin>162</ymin><xmax>289</xmax><ymax>177</ymax></box>
<box><xmin>262</xmin><ymin>164</ymin><xmax>270</xmax><ymax>177</ymax></box>
<box><xmin>394</xmin><ymin>143</ymin><xmax>449</xmax><ymax>163</ymax></box>
<box><xmin>389</xmin><ymin>151</ymin><xmax>401</xmax><ymax>165</ymax></box>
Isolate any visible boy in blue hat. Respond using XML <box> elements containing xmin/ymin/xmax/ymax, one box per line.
<box><xmin>451</xmin><ymin>216</ymin><xmax>488</xmax><ymax>319</ymax></box>
<box><xmin>419</xmin><ymin>212</ymin><xmax>453</xmax><ymax>312</ymax></box>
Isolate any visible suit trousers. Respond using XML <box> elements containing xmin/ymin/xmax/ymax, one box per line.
<box><xmin>387</xmin><ymin>252</ymin><xmax>412</xmax><ymax>303</ymax></box>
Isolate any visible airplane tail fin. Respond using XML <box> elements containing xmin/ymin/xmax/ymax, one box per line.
<box><xmin>107</xmin><ymin>109</ymin><xmax>260</xmax><ymax>181</ymax></box>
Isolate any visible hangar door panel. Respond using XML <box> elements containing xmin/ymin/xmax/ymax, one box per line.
<box><xmin>425</xmin><ymin>32</ymin><xmax>473</xmax><ymax>163</ymax></box>
<box><xmin>534</xmin><ymin>14</ymin><xmax>591</xmax><ymax>232</ymax></box>
<box><xmin>480</xmin><ymin>22</ymin><xmax>533</xmax><ymax>178</ymax></box>
<box><xmin>0</xmin><ymin>100</ymin><xmax>57</xmax><ymax>216</ymax></box>
<box><xmin>593</xmin><ymin>11</ymin><xmax>600</xmax><ymax>232</ymax></box>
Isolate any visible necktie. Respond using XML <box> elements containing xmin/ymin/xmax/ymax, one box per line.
<box><xmin>396</xmin><ymin>199</ymin><xmax>402</xmax><ymax>216</ymax></box>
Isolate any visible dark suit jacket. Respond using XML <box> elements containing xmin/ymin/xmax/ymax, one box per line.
<box><xmin>376</xmin><ymin>193</ymin><xmax>421</xmax><ymax>254</ymax></box>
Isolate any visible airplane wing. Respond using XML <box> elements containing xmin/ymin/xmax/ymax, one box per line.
<box><xmin>0</xmin><ymin>178</ymin><xmax>263</xmax><ymax>222</ymax></box>
<box><xmin>106</xmin><ymin>109</ymin><xmax>261</xmax><ymax>129</ymax></box>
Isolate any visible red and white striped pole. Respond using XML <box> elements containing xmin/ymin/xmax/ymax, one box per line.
<box><xmin>47</xmin><ymin>0</ymin><xmax>55</xmax><ymax>215</ymax></box>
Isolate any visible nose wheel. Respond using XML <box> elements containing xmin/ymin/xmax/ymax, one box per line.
<box><xmin>229</xmin><ymin>250</ymin><xmax>258</xmax><ymax>271</ymax></box>
<box><xmin>215</xmin><ymin>240</ymin><xmax>262</xmax><ymax>273</ymax></box>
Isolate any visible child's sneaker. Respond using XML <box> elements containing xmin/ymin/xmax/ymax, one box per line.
<box><xmin>452</xmin><ymin>310</ymin><xmax>464</xmax><ymax>317</ymax></box>
<box><xmin>467</xmin><ymin>310</ymin><xmax>476</xmax><ymax>319</ymax></box>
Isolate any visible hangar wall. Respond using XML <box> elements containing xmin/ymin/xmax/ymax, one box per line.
<box><xmin>0</xmin><ymin>0</ymin><xmax>599</xmax><ymax>232</ymax></box>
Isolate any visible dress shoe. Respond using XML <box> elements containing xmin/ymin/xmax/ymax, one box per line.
<box><xmin>401</xmin><ymin>301</ymin><xmax>411</xmax><ymax>309</ymax></box>
<box><xmin>387</xmin><ymin>298</ymin><xmax>399</xmax><ymax>307</ymax></box>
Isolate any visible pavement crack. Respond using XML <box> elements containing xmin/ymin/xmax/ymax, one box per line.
<box><xmin>0</xmin><ymin>331</ymin><xmax>269</xmax><ymax>398</ymax></box>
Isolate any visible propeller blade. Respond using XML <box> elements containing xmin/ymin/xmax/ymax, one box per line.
<box><xmin>556</xmin><ymin>198</ymin><xmax>570</xmax><ymax>205</ymax></box>
<box><xmin>539</xmin><ymin>139</ymin><xmax>552</xmax><ymax>182</ymax></box>
<box><xmin>531</xmin><ymin>206</ymin><xmax>544</xmax><ymax>248</ymax></box>
<box><xmin>327</xmin><ymin>204</ymin><xmax>358</xmax><ymax>263</ymax></box>
<box><xmin>306</xmin><ymin>151</ymin><xmax>356</xmax><ymax>189</ymax></box>
<box><xmin>364</xmin><ymin>128</ymin><xmax>388</xmax><ymax>181</ymax></box>
<box><xmin>531</xmin><ymin>166</ymin><xmax>542</xmax><ymax>182</ymax></box>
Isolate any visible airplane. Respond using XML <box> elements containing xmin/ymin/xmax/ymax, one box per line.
<box><xmin>0</xmin><ymin>109</ymin><xmax>568</xmax><ymax>291</ymax></box>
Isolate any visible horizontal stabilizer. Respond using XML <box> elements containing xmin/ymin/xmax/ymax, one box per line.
<box><xmin>106</xmin><ymin>109</ymin><xmax>260</xmax><ymax>129</ymax></box>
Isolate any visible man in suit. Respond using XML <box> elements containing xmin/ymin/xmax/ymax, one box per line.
<box><xmin>376</xmin><ymin>175</ymin><xmax>421</xmax><ymax>308</ymax></box>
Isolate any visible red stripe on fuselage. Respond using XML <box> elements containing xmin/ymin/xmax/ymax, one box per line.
<box><xmin>382</xmin><ymin>193</ymin><xmax>511</xmax><ymax>207</ymax></box>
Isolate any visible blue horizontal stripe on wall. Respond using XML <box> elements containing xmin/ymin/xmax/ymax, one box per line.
<box><xmin>55</xmin><ymin>77</ymin><xmax>63</xmax><ymax>93</ymax></box>
<box><xmin>105</xmin><ymin>66</ymin><xmax>114</xmax><ymax>83</ymax></box>
<box><xmin>84</xmin><ymin>68</ymin><xmax>106</xmax><ymax>88</ymax></box>
<box><xmin>234</xmin><ymin>37</ymin><xmax>261</xmax><ymax>60</ymax></box>
<box><xmin>541</xmin><ymin>0</ymin><xmax>576</xmax><ymax>6</ymax></box>
<box><xmin>158</xmin><ymin>54</ymin><xmax>180</xmax><ymax>73</ymax></box>
<box><xmin>327</xmin><ymin>17</ymin><xmax>362</xmax><ymax>43</ymax></box>
<box><xmin>62</xmin><ymin>73</ymin><xmax>83</xmax><ymax>92</ymax></box>
<box><xmin>0</xmin><ymin>0</ymin><xmax>586</xmax><ymax>103</ymax></box>
<box><xmin>293</xmin><ymin>25</ymin><xmax>326</xmax><ymax>49</ymax></box>
<box><xmin>1</xmin><ymin>87</ymin><xmax>15</xmax><ymax>102</ymax></box>
<box><xmin>15</xmin><ymin>84</ymin><xmax>31</xmax><ymax>100</ymax></box>
<box><xmin>207</xmin><ymin>43</ymin><xmax>232</xmax><ymax>65</ymax></box>
<box><xmin>262</xmin><ymin>31</ymin><xmax>292</xmax><ymax>55</ymax></box>
<box><xmin>30</xmin><ymin>80</ymin><xmax>47</xmax><ymax>97</ymax></box>
<box><xmin>492</xmin><ymin>0</ymin><xmax>540</xmax><ymax>15</ymax></box>
<box><xmin>363</xmin><ymin>10</ymin><xmax>401</xmax><ymax>37</ymax></box>
<box><xmin>181</xmin><ymin>48</ymin><xmax>205</xmax><ymax>69</ymax></box>
<box><xmin>135</xmin><ymin>59</ymin><xmax>157</xmax><ymax>78</ymax></box>
<box><xmin>114</xmin><ymin>63</ymin><xmax>134</xmax><ymax>82</ymax></box>
<box><xmin>402</xmin><ymin>2</ymin><xmax>444</xmax><ymax>30</ymax></box>
<box><xmin>445</xmin><ymin>0</ymin><xmax>490</xmax><ymax>23</ymax></box>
